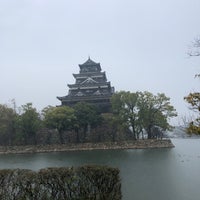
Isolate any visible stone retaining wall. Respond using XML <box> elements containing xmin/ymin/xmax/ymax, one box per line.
<box><xmin>0</xmin><ymin>139</ymin><xmax>174</xmax><ymax>154</ymax></box>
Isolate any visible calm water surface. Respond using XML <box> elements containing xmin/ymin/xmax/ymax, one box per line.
<box><xmin>0</xmin><ymin>139</ymin><xmax>199</xmax><ymax>200</ymax></box>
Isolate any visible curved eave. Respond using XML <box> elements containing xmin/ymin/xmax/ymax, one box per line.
<box><xmin>57</xmin><ymin>96</ymin><xmax>66</xmax><ymax>100</ymax></box>
<box><xmin>68</xmin><ymin>81</ymin><xmax>111</xmax><ymax>89</ymax></box>
<box><xmin>73</xmin><ymin>71</ymin><xmax>106</xmax><ymax>79</ymax></box>
<box><xmin>60</xmin><ymin>94</ymin><xmax>113</xmax><ymax>102</ymax></box>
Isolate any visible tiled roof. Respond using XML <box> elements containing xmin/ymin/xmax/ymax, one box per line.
<box><xmin>81</xmin><ymin>57</ymin><xmax>99</xmax><ymax>66</ymax></box>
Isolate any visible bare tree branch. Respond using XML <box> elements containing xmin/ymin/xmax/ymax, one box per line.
<box><xmin>188</xmin><ymin>36</ymin><xmax>200</xmax><ymax>57</ymax></box>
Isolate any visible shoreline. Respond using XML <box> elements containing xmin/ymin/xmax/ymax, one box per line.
<box><xmin>0</xmin><ymin>139</ymin><xmax>174</xmax><ymax>155</ymax></box>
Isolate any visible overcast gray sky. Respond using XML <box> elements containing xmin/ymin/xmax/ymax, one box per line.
<box><xmin>0</xmin><ymin>0</ymin><xmax>200</xmax><ymax>125</ymax></box>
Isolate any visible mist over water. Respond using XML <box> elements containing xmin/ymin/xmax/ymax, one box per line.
<box><xmin>0</xmin><ymin>139</ymin><xmax>199</xmax><ymax>200</ymax></box>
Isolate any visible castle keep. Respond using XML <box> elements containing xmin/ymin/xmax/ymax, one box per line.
<box><xmin>57</xmin><ymin>58</ymin><xmax>115</xmax><ymax>112</ymax></box>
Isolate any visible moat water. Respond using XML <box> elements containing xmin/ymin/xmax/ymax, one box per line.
<box><xmin>0</xmin><ymin>139</ymin><xmax>199</xmax><ymax>200</ymax></box>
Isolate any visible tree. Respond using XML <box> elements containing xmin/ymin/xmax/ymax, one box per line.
<box><xmin>188</xmin><ymin>37</ymin><xmax>200</xmax><ymax>77</ymax></box>
<box><xmin>16</xmin><ymin>103</ymin><xmax>41</xmax><ymax>145</ymax></box>
<box><xmin>184</xmin><ymin>93</ymin><xmax>200</xmax><ymax>134</ymax></box>
<box><xmin>43</xmin><ymin>106</ymin><xmax>76</xmax><ymax>144</ymax></box>
<box><xmin>0</xmin><ymin>104</ymin><xmax>17</xmax><ymax>145</ymax></box>
<box><xmin>138</xmin><ymin>92</ymin><xmax>177</xmax><ymax>139</ymax></box>
<box><xmin>188</xmin><ymin>37</ymin><xmax>200</xmax><ymax>57</ymax></box>
<box><xmin>111</xmin><ymin>91</ymin><xmax>141</xmax><ymax>139</ymax></box>
<box><xmin>184</xmin><ymin>37</ymin><xmax>200</xmax><ymax>134</ymax></box>
<box><xmin>74</xmin><ymin>102</ymin><xmax>102</xmax><ymax>142</ymax></box>
<box><xmin>111</xmin><ymin>91</ymin><xmax>177</xmax><ymax>139</ymax></box>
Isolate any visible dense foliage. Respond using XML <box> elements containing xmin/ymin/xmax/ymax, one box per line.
<box><xmin>0</xmin><ymin>166</ymin><xmax>121</xmax><ymax>200</ymax></box>
<box><xmin>111</xmin><ymin>91</ymin><xmax>177</xmax><ymax>139</ymax></box>
<box><xmin>0</xmin><ymin>90</ymin><xmax>177</xmax><ymax>145</ymax></box>
<box><xmin>0</xmin><ymin>104</ymin><xmax>16</xmax><ymax>145</ymax></box>
<box><xmin>0</xmin><ymin>102</ymin><xmax>105</xmax><ymax>145</ymax></box>
<box><xmin>43</xmin><ymin>106</ymin><xmax>77</xmax><ymax>143</ymax></box>
<box><xmin>15</xmin><ymin>103</ymin><xmax>41</xmax><ymax>145</ymax></box>
<box><xmin>74</xmin><ymin>102</ymin><xmax>102</xmax><ymax>142</ymax></box>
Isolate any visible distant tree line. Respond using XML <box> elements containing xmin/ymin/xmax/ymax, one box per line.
<box><xmin>0</xmin><ymin>91</ymin><xmax>177</xmax><ymax>146</ymax></box>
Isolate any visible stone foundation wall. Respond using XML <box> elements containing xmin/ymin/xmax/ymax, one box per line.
<box><xmin>0</xmin><ymin>139</ymin><xmax>174</xmax><ymax>154</ymax></box>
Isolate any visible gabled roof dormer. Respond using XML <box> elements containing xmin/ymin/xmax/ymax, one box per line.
<box><xmin>81</xmin><ymin>77</ymin><xmax>98</xmax><ymax>85</ymax></box>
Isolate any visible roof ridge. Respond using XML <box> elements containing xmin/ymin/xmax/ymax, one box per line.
<box><xmin>80</xmin><ymin>57</ymin><xmax>99</xmax><ymax>66</ymax></box>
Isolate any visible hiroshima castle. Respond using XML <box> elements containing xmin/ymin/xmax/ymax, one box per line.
<box><xmin>57</xmin><ymin>57</ymin><xmax>115</xmax><ymax>112</ymax></box>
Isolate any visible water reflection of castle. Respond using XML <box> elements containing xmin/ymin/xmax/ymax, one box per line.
<box><xmin>57</xmin><ymin>57</ymin><xmax>115</xmax><ymax>112</ymax></box>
